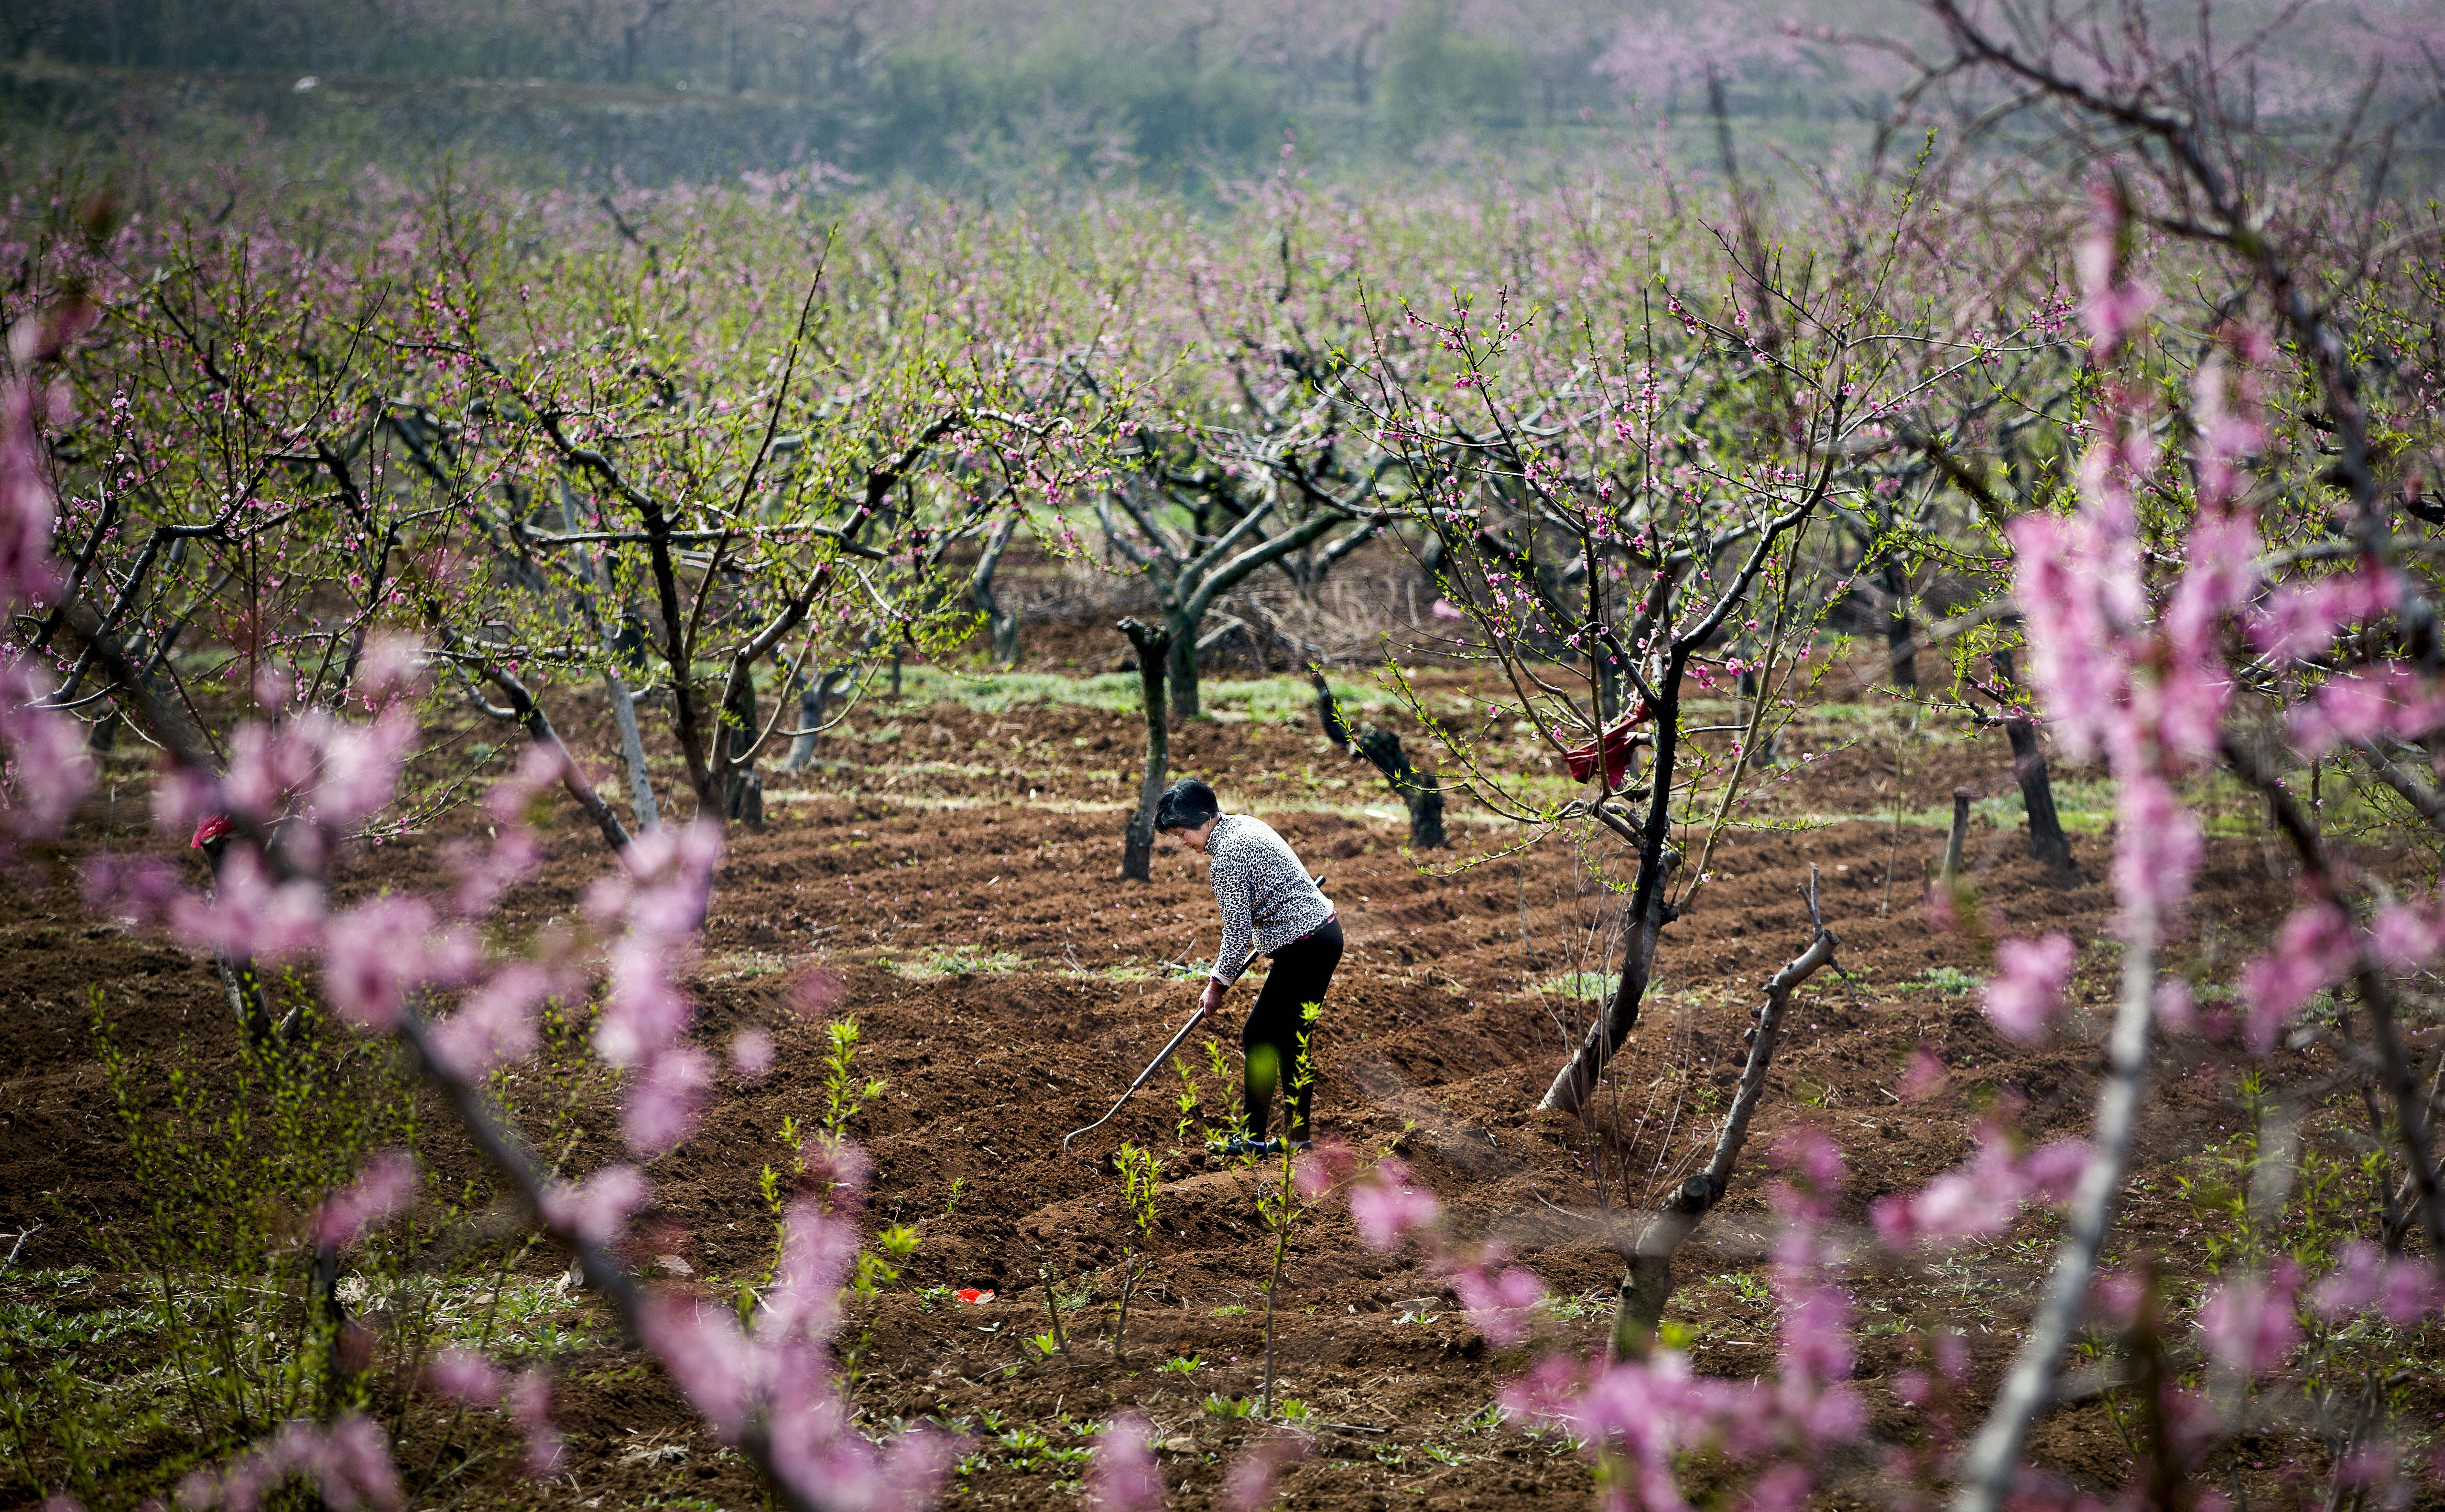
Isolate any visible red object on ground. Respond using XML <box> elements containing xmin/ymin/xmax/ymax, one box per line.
<box><xmin>1561</xmin><ymin>702</ymin><xmax>1653</xmax><ymax>786</ymax></box>
<box><xmin>956</xmin><ymin>1288</ymin><xmax>994</xmax><ymax>1304</ymax></box>
<box><xmin>190</xmin><ymin>813</ymin><xmax>235</xmax><ymax>849</ymax></box>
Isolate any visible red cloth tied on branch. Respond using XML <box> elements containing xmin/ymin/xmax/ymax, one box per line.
<box><xmin>1561</xmin><ymin>702</ymin><xmax>1652</xmax><ymax>785</ymax></box>
<box><xmin>190</xmin><ymin>813</ymin><xmax>235</xmax><ymax>848</ymax></box>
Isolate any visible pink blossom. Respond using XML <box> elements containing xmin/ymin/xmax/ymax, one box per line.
<box><xmin>634</xmin><ymin>1296</ymin><xmax>755</xmax><ymax>1439</ymax></box>
<box><xmin>1293</xmin><ymin>1138</ymin><xmax>1358</xmax><ymax>1200</ymax></box>
<box><xmin>2239</xmin><ymin>902</ymin><xmax>2356</xmax><ymax>1051</ymax></box>
<box><xmin>170</xmin><ymin>846</ymin><xmax>326</xmax><ymax>962</ymax></box>
<box><xmin>1897</xmin><ymin>1046</ymin><xmax>1948</xmax><ymax>1102</ymax></box>
<box><xmin>762</xmin><ymin>1199</ymin><xmax>858</xmax><ymax>1343</ymax></box>
<box><xmin>1347</xmin><ymin>1161</ymin><xmax>1442</xmax><ymax>1251</ymax></box>
<box><xmin>322</xmin><ymin>896</ymin><xmax>441</xmax><ymax>1031</ymax></box>
<box><xmin>311</xmin><ymin>1148</ymin><xmax>418</xmax><ymax>1251</ymax></box>
<box><xmin>2312</xmin><ymin>1242</ymin><xmax>2444</xmax><ymax>1327</ymax></box>
<box><xmin>2369</xmin><ymin>902</ymin><xmax>2443</xmax><ymax>973</ymax></box>
<box><xmin>788</xmin><ymin>967</ymin><xmax>848</xmax><ymax>1019</ymax></box>
<box><xmin>1085</xmin><ymin>1414</ymin><xmax>1163</xmax><ymax>1512</ymax></box>
<box><xmin>178</xmin><ymin>1414</ymin><xmax>403</xmax><ymax>1512</ymax></box>
<box><xmin>508</xmin><ymin>1368</ymin><xmax>564</xmax><ymax>1478</ymax></box>
<box><xmin>1220</xmin><ymin>1434</ymin><xmax>1309</xmax><ymax>1512</ymax></box>
<box><xmin>2189</xmin><ymin>348</ymin><xmax>2267</xmax><ymax>508</ymax></box>
<box><xmin>81</xmin><ymin>852</ymin><xmax>180</xmax><ymax>924</ymax></box>
<box><xmin>1430</xmin><ymin>597</ymin><xmax>1467</xmax><ymax>620</ymax></box>
<box><xmin>2111</xmin><ymin>775</ymin><xmax>2200</xmax><ymax>918</ymax></box>
<box><xmin>1450</xmin><ymin>1255</ymin><xmax>1545</xmax><ymax>1346</ymax></box>
<box><xmin>2091</xmin><ymin>1269</ymin><xmax>2148</xmax><ymax>1329</ymax></box>
<box><xmin>2288</xmin><ymin>667</ymin><xmax>2445</xmax><ymax>755</ymax></box>
<box><xmin>1934</xmin><ymin>1329</ymin><xmax>1970</xmax><ymax>1385</ymax></box>
<box><xmin>424</xmin><ymin>1348</ymin><xmax>507</xmax><ymax>1404</ymax></box>
<box><xmin>1985</xmin><ymin>933</ymin><xmax>2075</xmax><ymax>1042</ymax></box>
<box><xmin>450</xmin><ymin>826</ymin><xmax>542</xmax><ymax>919</ymax></box>
<box><xmin>802</xmin><ymin>1135</ymin><xmax>874</xmax><ymax>1206</ymax></box>
<box><xmin>2007</xmin><ymin>512</ymin><xmax>2130</xmax><ymax>763</ymax></box>
<box><xmin>2198</xmin><ymin>1262</ymin><xmax>2301</xmax><ymax>1376</ymax></box>
<box><xmin>1749</xmin><ymin>1462</ymin><xmax>1814</xmax><ymax>1512</ymax></box>
<box><xmin>2252</xmin><ymin>568</ymin><xmax>2399</xmax><ymax>664</ymax></box>
<box><xmin>2075</xmin><ymin>182</ymin><xmax>2157</xmax><ymax>354</ymax></box>
<box><xmin>2019</xmin><ymin>1139</ymin><xmax>2091</xmax><ymax>1202</ymax></box>
<box><xmin>426</xmin><ymin>964</ymin><xmax>556</xmax><ymax>1079</ymax></box>
<box><xmin>312</xmin><ymin>711</ymin><xmax>416</xmax><ymax>830</ymax></box>
<box><xmin>0</xmin><ymin>373</ymin><xmax>66</xmax><ymax>605</ymax></box>
<box><xmin>0</xmin><ymin>670</ymin><xmax>94</xmax><ymax>843</ymax></box>
<box><xmin>353</xmin><ymin>636</ymin><xmax>426</xmax><ymax>706</ymax></box>
<box><xmin>730</xmin><ymin>1027</ymin><xmax>776</xmax><ymax>1078</ymax></box>
<box><xmin>486</xmin><ymin>742</ymin><xmax>571</xmax><ymax>827</ymax></box>
<box><xmin>1873</xmin><ymin>1133</ymin><xmax>2090</xmax><ymax>1249</ymax></box>
<box><xmin>625</xmin><ymin>1046</ymin><xmax>712</xmax><ymax>1154</ymax></box>
<box><xmin>598</xmin><ymin>937</ymin><xmax>692</xmax><ymax>1066</ymax></box>
<box><xmin>2155</xmin><ymin>977</ymin><xmax>2195</xmax><ymax>1030</ymax></box>
<box><xmin>537</xmin><ymin>1164</ymin><xmax>648</xmax><ymax>1245</ymax></box>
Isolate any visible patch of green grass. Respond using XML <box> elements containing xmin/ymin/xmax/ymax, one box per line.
<box><xmin>1539</xmin><ymin>971</ymin><xmax>1611</xmax><ymax>1004</ymax></box>
<box><xmin>883</xmin><ymin>665</ymin><xmax>1383</xmax><ymax>724</ymax></box>
<box><xmin>1542</xmin><ymin>1290</ymin><xmax>1612</xmax><ymax>1321</ymax></box>
<box><xmin>888</xmin><ymin>945</ymin><xmax>1026</xmax><ymax>979</ymax></box>
<box><xmin>1901</xmin><ymin>965</ymin><xmax>1985</xmax><ymax>996</ymax></box>
<box><xmin>1209</xmin><ymin>1304</ymin><xmax>1249</xmax><ymax>1318</ymax></box>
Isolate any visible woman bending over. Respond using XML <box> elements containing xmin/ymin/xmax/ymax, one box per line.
<box><xmin>1157</xmin><ymin>778</ymin><xmax>1342</xmax><ymax>1157</ymax></box>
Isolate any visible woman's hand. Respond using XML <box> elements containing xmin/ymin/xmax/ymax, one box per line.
<box><xmin>1200</xmin><ymin>979</ymin><xmax>1227</xmax><ymax>1016</ymax></box>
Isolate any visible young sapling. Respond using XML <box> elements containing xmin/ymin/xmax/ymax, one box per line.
<box><xmin>1255</xmin><ymin>1002</ymin><xmax>1326</xmax><ymax>1417</ymax></box>
<box><xmin>1111</xmin><ymin>1142</ymin><xmax>1163</xmax><ymax>1355</ymax></box>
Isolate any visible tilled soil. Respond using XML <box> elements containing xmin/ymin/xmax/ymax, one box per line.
<box><xmin>0</xmin><ymin>670</ymin><xmax>2395</xmax><ymax>1512</ymax></box>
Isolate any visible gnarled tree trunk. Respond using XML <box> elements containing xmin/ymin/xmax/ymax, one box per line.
<box><xmin>1119</xmin><ymin>618</ymin><xmax>1173</xmax><ymax>882</ymax></box>
<box><xmin>1351</xmin><ymin>727</ymin><xmax>1445</xmax><ymax>849</ymax></box>
<box><xmin>1539</xmin><ymin>846</ymin><xmax>1680</xmax><ymax>1115</ymax></box>
<box><xmin>1993</xmin><ymin>649</ymin><xmax>2075</xmax><ymax>874</ymax></box>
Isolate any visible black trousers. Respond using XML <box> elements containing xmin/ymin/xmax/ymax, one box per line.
<box><xmin>1241</xmin><ymin>917</ymin><xmax>1343</xmax><ymax>1142</ymax></box>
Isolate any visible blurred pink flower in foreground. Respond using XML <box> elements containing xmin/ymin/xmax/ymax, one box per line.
<box><xmin>1984</xmin><ymin>933</ymin><xmax>2076</xmax><ymax>1043</ymax></box>
<box><xmin>311</xmin><ymin>1148</ymin><xmax>419</xmax><ymax>1251</ymax></box>
<box><xmin>2199</xmin><ymin>1262</ymin><xmax>2303</xmax><ymax>1377</ymax></box>
<box><xmin>1348</xmin><ymin>1159</ymin><xmax>1441</xmax><ymax>1251</ymax></box>
<box><xmin>1085</xmin><ymin>1415</ymin><xmax>1163</xmax><ymax>1512</ymax></box>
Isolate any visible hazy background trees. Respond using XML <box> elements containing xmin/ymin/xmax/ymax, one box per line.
<box><xmin>12</xmin><ymin>0</ymin><xmax>2425</xmax><ymax>187</ymax></box>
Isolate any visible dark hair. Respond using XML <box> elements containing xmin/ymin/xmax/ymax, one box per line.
<box><xmin>1154</xmin><ymin>777</ymin><xmax>1220</xmax><ymax>832</ymax></box>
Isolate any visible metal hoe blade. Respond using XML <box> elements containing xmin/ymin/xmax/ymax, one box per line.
<box><xmin>1061</xmin><ymin>1005</ymin><xmax>1209</xmax><ymax>1156</ymax></box>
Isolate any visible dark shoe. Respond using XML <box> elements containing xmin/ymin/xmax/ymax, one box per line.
<box><xmin>1207</xmin><ymin>1132</ymin><xmax>1280</xmax><ymax>1158</ymax></box>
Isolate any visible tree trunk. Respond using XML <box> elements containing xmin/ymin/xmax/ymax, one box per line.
<box><xmin>605</xmin><ymin>669</ymin><xmax>657</xmax><ymax>832</ymax></box>
<box><xmin>1614</xmin><ymin>912</ymin><xmax>1839</xmax><ymax>1355</ymax></box>
<box><xmin>721</xmin><ymin>671</ymin><xmax>765</xmax><ymax>832</ymax></box>
<box><xmin>1309</xmin><ymin>667</ymin><xmax>1350</xmax><ymax>751</ymax></box>
<box><xmin>1882</xmin><ymin>560</ymin><xmax>1917</xmax><ymax>692</ymax></box>
<box><xmin>1941</xmin><ymin>788</ymin><xmax>1972</xmax><ymax>883</ymax></box>
<box><xmin>1351</xmin><ymin>727</ymin><xmax>1445</xmax><ymax>849</ymax></box>
<box><xmin>1993</xmin><ymin>650</ymin><xmax>2076</xmax><ymax>873</ymax></box>
<box><xmin>1539</xmin><ymin>846</ymin><xmax>1680</xmax><ymax>1114</ymax></box>
<box><xmin>972</xmin><ymin>513</ymin><xmax>1023</xmax><ymax>667</ymax></box>
<box><xmin>1120</xmin><ymin>618</ymin><xmax>1173</xmax><ymax>882</ymax></box>
<box><xmin>783</xmin><ymin>667</ymin><xmax>853</xmax><ymax>771</ymax></box>
<box><xmin>1164</xmin><ymin>608</ymin><xmax>1200</xmax><ymax>721</ymax></box>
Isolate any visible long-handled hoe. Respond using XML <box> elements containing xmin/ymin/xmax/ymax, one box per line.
<box><xmin>1061</xmin><ymin>1005</ymin><xmax>1208</xmax><ymax>1156</ymax></box>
